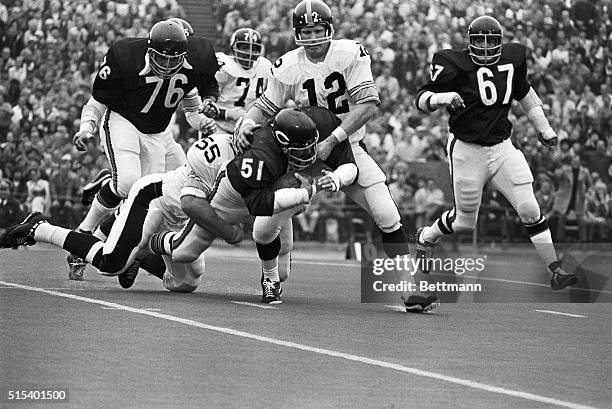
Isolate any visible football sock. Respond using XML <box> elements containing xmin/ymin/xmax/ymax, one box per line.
<box><xmin>78</xmin><ymin>196</ymin><xmax>117</xmax><ymax>233</ymax></box>
<box><xmin>34</xmin><ymin>223</ymin><xmax>70</xmax><ymax>247</ymax></box>
<box><xmin>149</xmin><ymin>231</ymin><xmax>175</xmax><ymax>255</ymax></box>
<box><xmin>262</xmin><ymin>257</ymin><xmax>280</xmax><ymax>283</ymax></box>
<box><xmin>381</xmin><ymin>226</ymin><xmax>410</xmax><ymax>257</ymax></box>
<box><xmin>525</xmin><ymin>216</ymin><xmax>557</xmax><ymax>266</ymax></box>
<box><xmin>422</xmin><ymin>209</ymin><xmax>456</xmax><ymax>243</ymax></box>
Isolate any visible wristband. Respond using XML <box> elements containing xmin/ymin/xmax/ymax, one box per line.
<box><xmin>79</xmin><ymin>120</ymin><xmax>96</xmax><ymax>134</ymax></box>
<box><xmin>218</xmin><ymin>108</ymin><xmax>227</xmax><ymax>121</ymax></box>
<box><xmin>331</xmin><ymin>126</ymin><xmax>347</xmax><ymax>142</ymax></box>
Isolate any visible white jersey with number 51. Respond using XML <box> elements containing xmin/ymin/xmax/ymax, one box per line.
<box><xmin>257</xmin><ymin>39</ymin><xmax>380</xmax><ymax>143</ymax></box>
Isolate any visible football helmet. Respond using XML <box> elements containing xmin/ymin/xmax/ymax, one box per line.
<box><xmin>167</xmin><ymin>18</ymin><xmax>193</xmax><ymax>37</ymax></box>
<box><xmin>467</xmin><ymin>16</ymin><xmax>503</xmax><ymax>65</ymax></box>
<box><xmin>272</xmin><ymin>108</ymin><xmax>319</xmax><ymax>170</ymax></box>
<box><xmin>293</xmin><ymin>0</ymin><xmax>334</xmax><ymax>46</ymax></box>
<box><xmin>147</xmin><ymin>20</ymin><xmax>187</xmax><ymax>79</ymax></box>
<box><xmin>230</xmin><ymin>28</ymin><xmax>263</xmax><ymax>69</ymax></box>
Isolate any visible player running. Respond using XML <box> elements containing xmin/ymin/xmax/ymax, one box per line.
<box><xmin>414</xmin><ymin>16</ymin><xmax>578</xmax><ymax>291</ymax></box>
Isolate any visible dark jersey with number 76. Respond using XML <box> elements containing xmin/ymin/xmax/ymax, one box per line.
<box><xmin>92</xmin><ymin>36</ymin><xmax>220</xmax><ymax>134</ymax></box>
<box><xmin>416</xmin><ymin>43</ymin><xmax>531</xmax><ymax>146</ymax></box>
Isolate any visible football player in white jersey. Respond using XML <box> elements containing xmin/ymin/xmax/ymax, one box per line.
<box><xmin>236</xmin><ymin>0</ymin><xmax>438</xmax><ymax>312</ymax></box>
<box><xmin>213</xmin><ymin>28</ymin><xmax>272</xmax><ymax>134</ymax></box>
<box><xmin>1</xmin><ymin>135</ymin><xmax>242</xmax><ymax>293</ymax></box>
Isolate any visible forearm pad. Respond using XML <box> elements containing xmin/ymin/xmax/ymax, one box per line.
<box><xmin>334</xmin><ymin>163</ymin><xmax>358</xmax><ymax>187</ymax></box>
<box><xmin>273</xmin><ymin>187</ymin><xmax>313</xmax><ymax>213</ymax></box>
<box><xmin>80</xmin><ymin>96</ymin><xmax>106</xmax><ymax>133</ymax></box>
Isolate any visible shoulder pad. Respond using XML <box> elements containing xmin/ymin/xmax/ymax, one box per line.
<box><xmin>434</xmin><ymin>49</ymin><xmax>475</xmax><ymax>71</ymax></box>
<box><xmin>216</xmin><ymin>52</ymin><xmax>242</xmax><ymax>76</ymax></box>
<box><xmin>186</xmin><ymin>36</ymin><xmax>216</xmax><ymax>71</ymax></box>
<box><xmin>270</xmin><ymin>49</ymin><xmax>302</xmax><ymax>79</ymax></box>
<box><xmin>500</xmin><ymin>43</ymin><xmax>527</xmax><ymax>66</ymax></box>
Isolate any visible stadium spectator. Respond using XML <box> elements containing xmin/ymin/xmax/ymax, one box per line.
<box><xmin>0</xmin><ymin>179</ymin><xmax>23</xmax><ymax>235</ymax></box>
<box><xmin>25</xmin><ymin>167</ymin><xmax>50</xmax><ymax>216</ymax></box>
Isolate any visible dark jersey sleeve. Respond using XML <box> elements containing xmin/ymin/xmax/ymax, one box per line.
<box><xmin>92</xmin><ymin>44</ymin><xmax>125</xmax><ymax>106</ymax></box>
<box><xmin>189</xmin><ymin>36</ymin><xmax>220</xmax><ymax>101</ymax></box>
<box><xmin>226</xmin><ymin>126</ymin><xmax>287</xmax><ymax>216</ymax></box>
<box><xmin>507</xmin><ymin>43</ymin><xmax>530</xmax><ymax>100</ymax></box>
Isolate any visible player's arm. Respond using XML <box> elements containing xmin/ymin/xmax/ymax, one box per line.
<box><xmin>73</xmin><ymin>96</ymin><xmax>106</xmax><ymax>151</ymax></box>
<box><xmin>318</xmin><ymin>140</ymin><xmax>358</xmax><ymax>192</ymax></box>
<box><xmin>415</xmin><ymin>53</ymin><xmax>464</xmax><ymax>113</ymax></box>
<box><xmin>518</xmin><ymin>87</ymin><xmax>557</xmax><ymax>146</ymax></box>
<box><xmin>182</xmin><ymin>89</ymin><xmax>217</xmax><ymax>135</ymax></box>
<box><xmin>180</xmin><ymin>172</ymin><xmax>243</xmax><ymax>244</ymax></box>
<box><xmin>236</xmin><ymin>72</ymin><xmax>287</xmax><ymax>150</ymax></box>
<box><xmin>227</xmin><ymin>153</ymin><xmax>315</xmax><ymax>216</ymax></box>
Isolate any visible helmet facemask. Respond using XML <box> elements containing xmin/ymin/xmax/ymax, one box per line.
<box><xmin>232</xmin><ymin>39</ymin><xmax>262</xmax><ymax>69</ymax></box>
<box><xmin>468</xmin><ymin>33</ymin><xmax>502</xmax><ymax>65</ymax></box>
<box><xmin>148</xmin><ymin>48</ymin><xmax>186</xmax><ymax>79</ymax></box>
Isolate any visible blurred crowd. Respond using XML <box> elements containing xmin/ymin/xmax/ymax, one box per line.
<box><xmin>1</xmin><ymin>0</ymin><xmax>611</xmax><ymax>244</ymax></box>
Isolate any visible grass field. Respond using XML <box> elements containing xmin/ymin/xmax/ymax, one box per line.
<box><xmin>1</xmin><ymin>242</ymin><xmax>610</xmax><ymax>409</ymax></box>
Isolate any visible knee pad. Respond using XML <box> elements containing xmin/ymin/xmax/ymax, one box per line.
<box><xmin>456</xmin><ymin>180</ymin><xmax>482</xmax><ymax>213</ymax></box>
<box><xmin>516</xmin><ymin>197</ymin><xmax>541</xmax><ymax>224</ymax></box>
<box><xmin>253</xmin><ymin>218</ymin><xmax>282</xmax><ymax>244</ymax></box>
<box><xmin>452</xmin><ymin>210</ymin><xmax>477</xmax><ymax>233</ymax></box>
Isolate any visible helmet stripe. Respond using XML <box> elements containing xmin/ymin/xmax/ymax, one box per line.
<box><xmin>306</xmin><ymin>0</ymin><xmax>313</xmax><ymax>24</ymax></box>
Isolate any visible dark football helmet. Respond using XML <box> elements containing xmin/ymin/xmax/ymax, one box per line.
<box><xmin>147</xmin><ymin>20</ymin><xmax>187</xmax><ymax>79</ymax></box>
<box><xmin>272</xmin><ymin>108</ymin><xmax>319</xmax><ymax>170</ymax></box>
<box><xmin>293</xmin><ymin>0</ymin><xmax>334</xmax><ymax>46</ymax></box>
<box><xmin>230</xmin><ymin>28</ymin><xmax>263</xmax><ymax>69</ymax></box>
<box><xmin>467</xmin><ymin>16</ymin><xmax>503</xmax><ymax>65</ymax></box>
<box><xmin>167</xmin><ymin>18</ymin><xmax>193</xmax><ymax>37</ymax></box>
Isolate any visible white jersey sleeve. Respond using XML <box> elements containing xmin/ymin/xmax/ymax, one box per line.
<box><xmin>181</xmin><ymin>133</ymin><xmax>236</xmax><ymax>200</ymax></box>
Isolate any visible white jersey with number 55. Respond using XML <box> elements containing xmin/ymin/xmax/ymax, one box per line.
<box><xmin>155</xmin><ymin>133</ymin><xmax>235</xmax><ymax>225</ymax></box>
<box><xmin>257</xmin><ymin>39</ymin><xmax>380</xmax><ymax>143</ymax></box>
<box><xmin>215</xmin><ymin>52</ymin><xmax>272</xmax><ymax>133</ymax></box>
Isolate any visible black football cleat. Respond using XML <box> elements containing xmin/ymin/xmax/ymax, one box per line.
<box><xmin>549</xmin><ymin>261</ymin><xmax>578</xmax><ymax>291</ymax></box>
<box><xmin>402</xmin><ymin>292</ymin><xmax>440</xmax><ymax>313</ymax></box>
<box><xmin>81</xmin><ymin>168</ymin><xmax>112</xmax><ymax>205</ymax></box>
<box><xmin>0</xmin><ymin>212</ymin><xmax>47</xmax><ymax>248</ymax></box>
<box><xmin>118</xmin><ymin>259</ymin><xmax>141</xmax><ymax>289</ymax></box>
<box><xmin>261</xmin><ymin>277</ymin><xmax>282</xmax><ymax>304</ymax></box>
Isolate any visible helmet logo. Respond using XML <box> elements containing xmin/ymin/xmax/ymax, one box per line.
<box><xmin>274</xmin><ymin>130</ymin><xmax>290</xmax><ymax>146</ymax></box>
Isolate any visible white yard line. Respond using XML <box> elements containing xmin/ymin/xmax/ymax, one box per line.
<box><xmin>535</xmin><ymin>309</ymin><xmax>587</xmax><ymax>318</ymax></box>
<box><xmin>0</xmin><ymin>280</ymin><xmax>597</xmax><ymax>409</ymax></box>
<box><xmin>230</xmin><ymin>301</ymin><xmax>279</xmax><ymax>310</ymax></box>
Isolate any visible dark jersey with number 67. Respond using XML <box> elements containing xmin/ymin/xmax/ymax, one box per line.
<box><xmin>92</xmin><ymin>36</ymin><xmax>220</xmax><ymax>134</ymax></box>
<box><xmin>416</xmin><ymin>43</ymin><xmax>531</xmax><ymax>146</ymax></box>
<box><xmin>226</xmin><ymin>106</ymin><xmax>356</xmax><ymax>216</ymax></box>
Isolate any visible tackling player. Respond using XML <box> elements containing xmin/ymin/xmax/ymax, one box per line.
<box><xmin>68</xmin><ymin>19</ymin><xmax>221</xmax><ymax>277</ymax></box>
<box><xmin>149</xmin><ymin>107</ymin><xmax>357</xmax><ymax>303</ymax></box>
<box><xmin>235</xmin><ymin>0</ymin><xmax>436</xmax><ymax>312</ymax></box>
<box><xmin>414</xmin><ymin>16</ymin><xmax>578</xmax><ymax>291</ymax></box>
<box><xmin>0</xmin><ymin>135</ymin><xmax>242</xmax><ymax>293</ymax></box>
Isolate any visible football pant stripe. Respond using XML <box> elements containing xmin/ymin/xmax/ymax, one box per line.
<box><xmin>103</xmin><ymin>109</ymin><xmax>119</xmax><ymax>195</ymax></box>
<box><xmin>172</xmin><ymin>220</ymin><xmax>195</xmax><ymax>251</ymax></box>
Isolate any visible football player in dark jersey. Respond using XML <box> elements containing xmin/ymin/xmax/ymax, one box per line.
<box><xmin>149</xmin><ymin>106</ymin><xmax>357</xmax><ymax>303</ymax></box>
<box><xmin>414</xmin><ymin>16</ymin><xmax>578</xmax><ymax>291</ymax></box>
<box><xmin>68</xmin><ymin>19</ymin><xmax>221</xmax><ymax>278</ymax></box>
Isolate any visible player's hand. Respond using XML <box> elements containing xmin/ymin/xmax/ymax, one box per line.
<box><xmin>316</xmin><ymin>169</ymin><xmax>341</xmax><ymax>192</ymax></box>
<box><xmin>432</xmin><ymin>92</ymin><xmax>465</xmax><ymax>110</ymax></box>
<box><xmin>73</xmin><ymin>130</ymin><xmax>94</xmax><ymax>151</ymax></box>
<box><xmin>198</xmin><ymin>115</ymin><xmax>217</xmax><ymax>135</ymax></box>
<box><xmin>236</xmin><ymin>118</ymin><xmax>261</xmax><ymax>152</ymax></box>
<box><xmin>201</xmin><ymin>98</ymin><xmax>220</xmax><ymax>118</ymax></box>
<box><xmin>537</xmin><ymin>129</ymin><xmax>558</xmax><ymax>148</ymax></box>
<box><xmin>223</xmin><ymin>224</ymin><xmax>244</xmax><ymax>245</ymax></box>
<box><xmin>316</xmin><ymin>137</ymin><xmax>337</xmax><ymax>161</ymax></box>
<box><xmin>295</xmin><ymin>172</ymin><xmax>315</xmax><ymax>199</ymax></box>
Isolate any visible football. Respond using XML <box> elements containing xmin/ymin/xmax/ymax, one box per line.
<box><xmin>273</xmin><ymin>173</ymin><xmax>301</xmax><ymax>190</ymax></box>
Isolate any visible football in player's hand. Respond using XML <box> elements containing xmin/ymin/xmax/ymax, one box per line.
<box><xmin>273</xmin><ymin>173</ymin><xmax>301</xmax><ymax>190</ymax></box>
